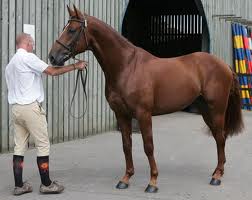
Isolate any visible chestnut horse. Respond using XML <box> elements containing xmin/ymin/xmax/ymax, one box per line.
<box><xmin>49</xmin><ymin>5</ymin><xmax>244</xmax><ymax>193</ymax></box>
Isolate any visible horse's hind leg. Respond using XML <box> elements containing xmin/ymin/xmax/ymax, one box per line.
<box><xmin>115</xmin><ymin>113</ymin><xmax>134</xmax><ymax>189</ymax></box>
<box><xmin>198</xmin><ymin>95</ymin><xmax>227</xmax><ymax>186</ymax></box>
<box><xmin>209</xmin><ymin>112</ymin><xmax>227</xmax><ymax>185</ymax></box>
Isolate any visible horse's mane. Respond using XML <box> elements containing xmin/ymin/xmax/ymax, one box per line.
<box><xmin>89</xmin><ymin>15</ymin><xmax>136</xmax><ymax>49</ymax></box>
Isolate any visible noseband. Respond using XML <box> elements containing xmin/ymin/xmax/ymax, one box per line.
<box><xmin>56</xmin><ymin>18</ymin><xmax>89</xmax><ymax>60</ymax></box>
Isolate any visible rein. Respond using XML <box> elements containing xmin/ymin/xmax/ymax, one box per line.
<box><xmin>70</xmin><ymin>57</ymin><xmax>88</xmax><ymax>119</ymax></box>
<box><xmin>56</xmin><ymin>17</ymin><xmax>89</xmax><ymax>119</ymax></box>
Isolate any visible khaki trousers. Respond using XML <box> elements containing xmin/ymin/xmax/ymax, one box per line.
<box><xmin>12</xmin><ymin>101</ymin><xmax>50</xmax><ymax>156</ymax></box>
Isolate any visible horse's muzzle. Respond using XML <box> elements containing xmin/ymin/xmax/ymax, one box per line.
<box><xmin>49</xmin><ymin>53</ymin><xmax>65</xmax><ymax>66</ymax></box>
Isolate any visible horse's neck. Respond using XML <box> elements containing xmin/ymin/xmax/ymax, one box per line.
<box><xmin>88</xmin><ymin>16</ymin><xmax>136</xmax><ymax>82</ymax></box>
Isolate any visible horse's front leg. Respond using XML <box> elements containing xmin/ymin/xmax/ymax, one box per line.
<box><xmin>115</xmin><ymin>114</ymin><xmax>134</xmax><ymax>189</ymax></box>
<box><xmin>136</xmin><ymin>109</ymin><xmax>159</xmax><ymax>193</ymax></box>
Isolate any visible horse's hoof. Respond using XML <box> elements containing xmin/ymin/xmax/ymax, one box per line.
<box><xmin>145</xmin><ymin>184</ymin><xmax>158</xmax><ymax>193</ymax></box>
<box><xmin>210</xmin><ymin>178</ymin><xmax>221</xmax><ymax>186</ymax></box>
<box><xmin>116</xmin><ymin>181</ymin><xmax>129</xmax><ymax>189</ymax></box>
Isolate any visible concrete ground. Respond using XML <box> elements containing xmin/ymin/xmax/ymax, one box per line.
<box><xmin>0</xmin><ymin>111</ymin><xmax>252</xmax><ymax>200</ymax></box>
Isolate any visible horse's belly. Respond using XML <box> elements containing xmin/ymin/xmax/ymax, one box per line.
<box><xmin>152</xmin><ymin>82</ymin><xmax>200</xmax><ymax>115</ymax></box>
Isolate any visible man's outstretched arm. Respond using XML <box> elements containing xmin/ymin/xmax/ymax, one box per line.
<box><xmin>44</xmin><ymin>61</ymin><xmax>87</xmax><ymax>76</ymax></box>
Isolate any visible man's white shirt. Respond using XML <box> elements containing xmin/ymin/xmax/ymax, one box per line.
<box><xmin>5</xmin><ymin>48</ymin><xmax>48</xmax><ymax>105</ymax></box>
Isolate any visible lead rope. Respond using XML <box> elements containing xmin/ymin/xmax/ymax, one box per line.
<box><xmin>69</xmin><ymin>57</ymin><xmax>88</xmax><ymax>119</ymax></box>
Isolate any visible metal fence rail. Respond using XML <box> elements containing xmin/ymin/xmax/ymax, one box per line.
<box><xmin>0</xmin><ymin>0</ymin><xmax>126</xmax><ymax>153</ymax></box>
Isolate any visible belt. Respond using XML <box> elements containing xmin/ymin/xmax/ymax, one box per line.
<box><xmin>12</xmin><ymin>101</ymin><xmax>42</xmax><ymax>107</ymax></box>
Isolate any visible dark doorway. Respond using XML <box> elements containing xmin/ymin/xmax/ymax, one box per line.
<box><xmin>122</xmin><ymin>0</ymin><xmax>210</xmax><ymax>58</ymax></box>
<box><xmin>122</xmin><ymin>0</ymin><xmax>210</xmax><ymax>113</ymax></box>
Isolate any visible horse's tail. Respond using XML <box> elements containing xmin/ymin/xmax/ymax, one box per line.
<box><xmin>224</xmin><ymin>72</ymin><xmax>244</xmax><ymax>137</ymax></box>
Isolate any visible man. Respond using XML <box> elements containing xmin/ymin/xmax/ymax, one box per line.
<box><xmin>5</xmin><ymin>33</ymin><xmax>87</xmax><ymax>195</ymax></box>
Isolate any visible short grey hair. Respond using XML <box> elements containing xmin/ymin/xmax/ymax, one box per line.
<box><xmin>16</xmin><ymin>33</ymin><xmax>32</xmax><ymax>46</ymax></box>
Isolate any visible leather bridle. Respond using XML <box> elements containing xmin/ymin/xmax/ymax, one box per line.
<box><xmin>56</xmin><ymin>18</ymin><xmax>88</xmax><ymax>61</ymax></box>
<box><xmin>56</xmin><ymin>17</ymin><xmax>89</xmax><ymax>119</ymax></box>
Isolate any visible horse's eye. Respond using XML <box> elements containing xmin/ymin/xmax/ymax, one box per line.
<box><xmin>68</xmin><ymin>28</ymin><xmax>76</xmax><ymax>34</ymax></box>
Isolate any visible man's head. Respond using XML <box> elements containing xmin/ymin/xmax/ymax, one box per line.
<box><xmin>16</xmin><ymin>33</ymin><xmax>34</xmax><ymax>52</ymax></box>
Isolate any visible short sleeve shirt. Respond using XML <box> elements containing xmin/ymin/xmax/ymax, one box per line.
<box><xmin>5</xmin><ymin>48</ymin><xmax>49</xmax><ymax>105</ymax></box>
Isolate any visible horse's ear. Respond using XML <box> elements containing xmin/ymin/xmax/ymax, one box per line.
<box><xmin>67</xmin><ymin>5</ymin><xmax>74</xmax><ymax>17</ymax></box>
<box><xmin>73</xmin><ymin>4</ymin><xmax>80</xmax><ymax>19</ymax></box>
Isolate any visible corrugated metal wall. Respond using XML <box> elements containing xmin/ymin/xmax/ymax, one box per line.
<box><xmin>0</xmin><ymin>0</ymin><xmax>127</xmax><ymax>153</ymax></box>
<box><xmin>201</xmin><ymin>0</ymin><xmax>252</xmax><ymax>65</ymax></box>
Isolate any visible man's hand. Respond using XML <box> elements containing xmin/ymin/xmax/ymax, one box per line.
<box><xmin>74</xmin><ymin>61</ymin><xmax>88</xmax><ymax>70</ymax></box>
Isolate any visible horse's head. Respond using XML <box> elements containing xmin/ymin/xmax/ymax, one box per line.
<box><xmin>49</xmin><ymin>5</ymin><xmax>89</xmax><ymax>66</ymax></box>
